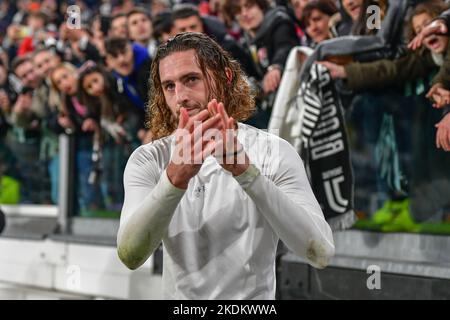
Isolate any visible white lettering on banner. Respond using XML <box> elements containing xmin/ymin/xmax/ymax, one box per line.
<box><xmin>320</xmin><ymin>102</ymin><xmax>337</xmax><ymax>121</ymax></box>
<box><xmin>318</xmin><ymin>66</ymin><xmax>331</xmax><ymax>88</ymax></box>
<box><xmin>314</xmin><ymin>116</ymin><xmax>340</xmax><ymax>137</ymax></box>
<box><xmin>307</xmin><ymin>71</ymin><xmax>344</xmax><ymax>160</ymax></box>
<box><xmin>310</xmin><ymin>132</ymin><xmax>344</xmax><ymax>160</ymax></box>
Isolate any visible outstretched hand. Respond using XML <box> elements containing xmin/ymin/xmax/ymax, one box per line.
<box><xmin>263</xmin><ymin>67</ymin><xmax>281</xmax><ymax>94</ymax></box>
<box><xmin>317</xmin><ymin>61</ymin><xmax>347</xmax><ymax>79</ymax></box>
<box><xmin>436</xmin><ymin>113</ymin><xmax>450</xmax><ymax>151</ymax></box>
<box><xmin>408</xmin><ymin>19</ymin><xmax>448</xmax><ymax>51</ymax></box>
<box><xmin>426</xmin><ymin>83</ymin><xmax>450</xmax><ymax>109</ymax></box>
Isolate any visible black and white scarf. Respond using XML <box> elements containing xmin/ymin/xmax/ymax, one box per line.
<box><xmin>298</xmin><ymin>63</ymin><xmax>355</xmax><ymax>230</ymax></box>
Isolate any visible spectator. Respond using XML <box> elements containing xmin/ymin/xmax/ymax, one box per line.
<box><xmin>33</xmin><ymin>47</ymin><xmax>61</xmax><ymax>80</ymax></box>
<box><xmin>318</xmin><ymin>0</ymin><xmax>450</xmax><ymax>224</ymax></box>
<box><xmin>329</xmin><ymin>0</ymin><xmax>388</xmax><ymax>37</ymax></box>
<box><xmin>78</xmin><ymin>61</ymin><xmax>132</xmax><ymax>209</ymax></box>
<box><xmin>409</xmin><ymin>4</ymin><xmax>450</xmax><ymax>51</ymax></box>
<box><xmin>31</xmin><ymin>47</ymin><xmax>63</xmax><ymax>204</ymax></box>
<box><xmin>152</xmin><ymin>10</ymin><xmax>176</xmax><ymax>43</ymax></box>
<box><xmin>109</xmin><ymin>13</ymin><xmax>128</xmax><ymax>38</ymax></box>
<box><xmin>0</xmin><ymin>58</ymin><xmax>13</xmax><ymax>117</ymax></box>
<box><xmin>11</xmin><ymin>0</ymin><xmax>30</xmax><ymax>26</ymax></box>
<box><xmin>151</xmin><ymin>0</ymin><xmax>171</xmax><ymax>17</ymax></box>
<box><xmin>50</xmin><ymin>62</ymin><xmax>103</xmax><ymax>213</ymax></box>
<box><xmin>104</xmin><ymin>37</ymin><xmax>151</xmax><ymax>145</ymax></box>
<box><xmin>171</xmin><ymin>3</ymin><xmax>258</xmax><ymax>78</ymax></box>
<box><xmin>287</xmin><ymin>0</ymin><xmax>309</xmax><ymax>43</ymax></box>
<box><xmin>352</xmin><ymin>0</ymin><xmax>388</xmax><ymax>36</ymax></box>
<box><xmin>289</xmin><ymin>0</ymin><xmax>310</xmax><ymax>22</ymax></box>
<box><xmin>90</xmin><ymin>15</ymin><xmax>107</xmax><ymax>57</ymax></box>
<box><xmin>222</xmin><ymin>0</ymin><xmax>299</xmax><ymax>127</ymax></box>
<box><xmin>59</xmin><ymin>24</ymin><xmax>103</xmax><ymax>66</ymax></box>
<box><xmin>127</xmin><ymin>8</ymin><xmax>158</xmax><ymax>58</ymax></box>
<box><xmin>78</xmin><ymin>61</ymin><xmax>128</xmax><ymax>144</ymax></box>
<box><xmin>9</xmin><ymin>55</ymin><xmax>41</xmax><ymax>125</ymax></box>
<box><xmin>40</xmin><ymin>0</ymin><xmax>60</xmax><ymax>26</ymax></box>
<box><xmin>224</xmin><ymin>0</ymin><xmax>298</xmax><ymax>91</ymax></box>
<box><xmin>16</xmin><ymin>10</ymin><xmax>52</xmax><ymax>56</ymax></box>
<box><xmin>0</xmin><ymin>59</ymin><xmax>13</xmax><ymax>172</ymax></box>
<box><xmin>301</xmin><ymin>0</ymin><xmax>338</xmax><ymax>46</ymax></box>
<box><xmin>112</xmin><ymin>0</ymin><xmax>136</xmax><ymax>15</ymax></box>
<box><xmin>6</xmin><ymin>55</ymin><xmax>50</xmax><ymax>204</ymax></box>
<box><xmin>329</xmin><ymin>0</ymin><xmax>357</xmax><ymax>37</ymax></box>
<box><xmin>0</xmin><ymin>1</ymin><xmax>15</xmax><ymax>41</ymax></box>
<box><xmin>319</xmin><ymin>1</ymin><xmax>450</xmax><ymax>94</ymax></box>
<box><xmin>3</xmin><ymin>20</ymin><xmax>32</xmax><ymax>64</ymax></box>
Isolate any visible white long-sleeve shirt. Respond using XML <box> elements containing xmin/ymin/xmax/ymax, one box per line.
<box><xmin>118</xmin><ymin>123</ymin><xmax>334</xmax><ymax>299</ymax></box>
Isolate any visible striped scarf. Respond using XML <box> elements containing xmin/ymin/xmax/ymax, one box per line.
<box><xmin>298</xmin><ymin>63</ymin><xmax>356</xmax><ymax>230</ymax></box>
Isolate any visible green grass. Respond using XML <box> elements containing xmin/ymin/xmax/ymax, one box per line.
<box><xmin>78</xmin><ymin>209</ymin><xmax>121</xmax><ymax>219</ymax></box>
<box><xmin>353</xmin><ymin>219</ymin><xmax>450</xmax><ymax>235</ymax></box>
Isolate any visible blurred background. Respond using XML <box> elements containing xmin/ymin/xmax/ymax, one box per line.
<box><xmin>0</xmin><ymin>0</ymin><xmax>449</xmax><ymax>299</ymax></box>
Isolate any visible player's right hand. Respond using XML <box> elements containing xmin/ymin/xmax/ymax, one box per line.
<box><xmin>166</xmin><ymin>108</ymin><xmax>222</xmax><ymax>189</ymax></box>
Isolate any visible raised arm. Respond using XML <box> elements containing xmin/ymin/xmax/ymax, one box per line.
<box><xmin>318</xmin><ymin>50</ymin><xmax>435</xmax><ymax>92</ymax></box>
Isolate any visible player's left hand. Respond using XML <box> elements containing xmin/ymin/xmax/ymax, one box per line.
<box><xmin>207</xmin><ymin>99</ymin><xmax>250</xmax><ymax>176</ymax></box>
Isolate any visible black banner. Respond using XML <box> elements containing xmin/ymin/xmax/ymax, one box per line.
<box><xmin>298</xmin><ymin>63</ymin><xmax>355</xmax><ymax>229</ymax></box>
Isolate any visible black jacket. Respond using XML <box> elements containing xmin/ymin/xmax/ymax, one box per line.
<box><xmin>112</xmin><ymin>44</ymin><xmax>151</xmax><ymax>109</ymax></box>
<box><xmin>63</xmin><ymin>94</ymin><xmax>100</xmax><ymax>150</ymax></box>
<box><xmin>0</xmin><ymin>110</ymin><xmax>8</xmax><ymax>138</ymax></box>
<box><xmin>112</xmin><ymin>44</ymin><xmax>151</xmax><ymax>133</ymax></box>
<box><xmin>246</xmin><ymin>7</ymin><xmax>299</xmax><ymax>78</ymax></box>
<box><xmin>111</xmin><ymin>72</ymin><xmax>147</xmax><ymax>140</ymax></box>
<box><xmin>202</xmin><ymin>16</ymin><xmax>259</xmax><ymax>78</ymax></box>
<box><xmin>331</xmin><ymin>0</ymin><xmax>354</xmax><ymax>37</ymax></box>
<box><xmin>0</xmin><ymin>83</ymin><xmax>14</xmax><ymax>138</ymax></box>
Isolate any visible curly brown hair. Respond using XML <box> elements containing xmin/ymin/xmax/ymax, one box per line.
<box><xmin>406</xmin><ymin>0</ymin><xmax>449</xmax><ymax>42</ymax></box>
<box><xmin>148</xmin><ymin>32</ymin><xmax>256</xmax><ymax>140</ymax></box>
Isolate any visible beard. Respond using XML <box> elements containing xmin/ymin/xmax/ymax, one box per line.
<box><xmin>176</xmin><ymin>101</ymin><xmax>206</xmax><ymax>118</ymax></box>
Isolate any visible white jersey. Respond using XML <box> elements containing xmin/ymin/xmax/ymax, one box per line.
<box><xmin>118</xmin><ymin>123</ymin><xmax>334</xmax><ymax>299</ymax></box>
